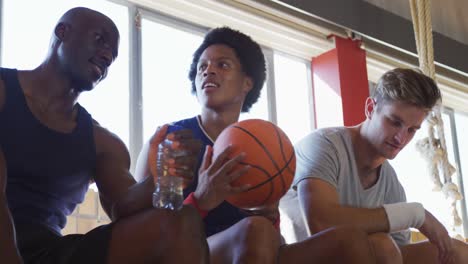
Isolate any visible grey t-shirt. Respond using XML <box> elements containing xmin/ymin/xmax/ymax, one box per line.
<box><xmin>292</xmin><ymin>127</ymin><xmax>410</xmax><ymax>245</ymax></box>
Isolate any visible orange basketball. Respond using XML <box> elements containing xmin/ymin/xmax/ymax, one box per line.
<box><xmin>213</xmin><ymin>119</ymin><xmax>296</xmax><ymax>209</ymax></box>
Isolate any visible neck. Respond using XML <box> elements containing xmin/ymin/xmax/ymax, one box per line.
<box><xmin>350</xmin><ymin>124</ymin><xmax>386</xmax><ymax>175</ymax></box>
<box><xmin>21</xmin><ymin>63</ymin><xmax>80</xmax><ymax>114</ymax></box>
<box><xmin>199</xmin><ymin>107</ymin><xmax>240</xmax><ymax>141</ymax></box>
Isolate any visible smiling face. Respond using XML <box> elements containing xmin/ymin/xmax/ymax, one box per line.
<box><xmin>365</xmin><ymin>98</ymin><xmax>428</xmax><ymax>160</ymax></box>
<box><xmin>194</xmin><ymin>44</ymin><xmax>252</xmax><ymax>112</ymax></box>
<box><xmin>56</xmin><ymin>12</ymin><xmax>119</xmax><ymax>92</ymax></box>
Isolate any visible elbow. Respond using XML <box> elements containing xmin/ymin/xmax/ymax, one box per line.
<box><xmin>110</xmin><ymin>199</ymin><xmax>126</xmax><ymax>221</ymax></box>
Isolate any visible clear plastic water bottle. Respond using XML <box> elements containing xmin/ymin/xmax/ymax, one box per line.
<box><xmin>152</xmin><ymin>126</ymin><xmax>187</xmax><ymax>210</ymax></box>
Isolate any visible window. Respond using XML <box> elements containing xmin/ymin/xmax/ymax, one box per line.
<box><xmin>239</xmin><ymin>83</ymin><xmax>269</xmax><ymax>121</ymax></box>
<box><xmin>274</xmin><ymin>52</ymin><xmax>312</xmax><ymax>143</ymax></box>
<box><xmin>454</xmin><ymin>111</ymin><xmax>468</xmax><ymax>235</ymax></box>
<box><xmin>141</xmin><ymin>17</ymin><xmax>204</xmax><ymax>141</ymax></box>
<box><xmin>390</xmin><ymin>111</ymin><xmax>464</xmax><ymax>236</ymax></box>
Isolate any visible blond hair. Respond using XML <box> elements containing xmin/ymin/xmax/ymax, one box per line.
<box><xmin>373</xmin><ymin>68</ymin><xmax>441</xmax><ymax>110</ymax></box>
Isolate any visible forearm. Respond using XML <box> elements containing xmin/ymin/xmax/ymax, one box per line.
<box><xmin>304</xmin><ymin>204</ymin><xmax>390</xmax><ymax>234</ymax></box>
<box><xmin>111</xmin><ymin>177</ymin><xmax>154</xmax><ymax>220</ymax></box>
<box><xmin>0</xmin><ymin>196</ymin><xmax>22</xmax><ymax>264</ymax></box>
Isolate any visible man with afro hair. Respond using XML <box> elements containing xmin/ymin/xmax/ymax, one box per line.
<box><xmin>136</xmin><ymin>27</ymin><xmax>378</xmax><ymax>263</ymax></box>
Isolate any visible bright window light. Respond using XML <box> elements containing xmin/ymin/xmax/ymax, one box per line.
<box><xmin>141</xmin><ymin>18</ymin><xmax>203</xmax><ymax>141</ymax></box>
<box><xmin>390</xmin><ymin>112</ymin><xmax>462</xmax><ymax>236</ymax></box>
<box><xmin>274</xmin><ymin>52</ymin><xmax>312</xmax><ymax>144</ymax></box>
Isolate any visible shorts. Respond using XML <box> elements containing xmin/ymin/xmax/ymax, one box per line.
<box><xmin>15</xmin><ymin>222</ymin><xmax>113</xmax><ymax>264</ymax></box>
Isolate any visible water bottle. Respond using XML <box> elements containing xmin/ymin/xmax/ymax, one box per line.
<box><xmin>152</xmin><ymin>125</ymin><xmax>187</xmax><ymax>210</ymax></box>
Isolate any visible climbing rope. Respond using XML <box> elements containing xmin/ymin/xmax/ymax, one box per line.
<box><xmin>409</xmin><ymin>0</ymin><xmax>463</xmax><ymax>233</ymax></box>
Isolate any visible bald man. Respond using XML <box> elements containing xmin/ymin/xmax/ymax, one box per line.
<box><xmin>0</xmin><ymin>7</ymin><xmax>208</xmax><ymax>264</ymax></box>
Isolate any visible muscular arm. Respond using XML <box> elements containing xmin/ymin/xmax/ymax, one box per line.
<box><xmin>298</xmin><ymin>178</ymin><xmax>390</xmax><ymax>234</ymax></box>
<box><xmin>93</xmin><ymin>124</ymin><xmax>154</xmax><ymax>221</ymax></box>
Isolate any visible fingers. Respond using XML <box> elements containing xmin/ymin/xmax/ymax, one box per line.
<box><xmin>166</xmin><ymin>128</ymin><xmax>194</xmax><ymax>140</ymax></box>
<box><xmin>225</xmin><ymin>162</ymin><xmax>250</xmax><ymax>183</ymax></box>
<box><xmin>213</xmin><ymin>147</ymin><xmax>246</xmax><ymax>177</ymax></box>
<box><xmin>438</xmin><ymin>237</ymin><xmax>454</xmax><ymax>264</ymax></box>
<box><xmin>230</xmin><ymin>183</ymin><xmax>251</xmax><ymax>193</ymax></box>
<box><xmin>149</xmin><ymin>125</ymin><xmax>168</xmax><ymax>147</ymax></box>
<box><xmin>170</xmin><ymin>138</ymin><xmax>203</xmax><ymax>155</ymax></box>
<box><xmin>207</xmin><ymin>145</ymin><xmax>234</xmax><ymax>172</ymax></box>
<box><xmin>199</xmin><ymin>146</ymin><xmax>213</xmax><ymax>173</ymax></box>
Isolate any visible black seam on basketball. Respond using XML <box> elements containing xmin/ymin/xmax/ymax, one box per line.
<box><xmin>232</xmin><ymin>125</ymin><xmax>280</xmax><ymax>203</ymax></box>
<box><xmin>232</xmin><ymin>125</ymin><xmax>284</xmax><ymax>177</ymax></box>
<box><xmin>239</xmin><ymin>162</ymin><xmax>274</xmax><ymax>205</ymax></box>
<box><xmin>240</xmin><ymin>153</ymin><xmax>294</xmax><ymax>190</ymax></box>
<box><xmin>276</xmin><ymin>128</ymin><xmax>295</xmax><ymax>176</ymax></box>
<box><xmin>239</xmin><ymin>151</ymin><xmax>294</xmax><ymax>205</ymax></box>
<box><xmin>273</xmin><ymin>125</ymin><xmax>288</xmax><ymax>192</ymax></box>
<box><xmin>233</xmin><ymin>124</ymin><xmax>292</xmax><ymax>196</ymax></box>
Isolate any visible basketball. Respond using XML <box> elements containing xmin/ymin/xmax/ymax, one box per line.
<box><xmin>212</xmin><ymin>119</ymin><xmax>296</xmax><ymax>209</ymax></box>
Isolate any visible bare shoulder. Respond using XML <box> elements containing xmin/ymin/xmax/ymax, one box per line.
<box><xmin>91</xmin><ymin>120</ymin><xmax>135</xmax><ymax>207</ymax></box>
<box><xmin>92</xmin><ymin>120</ymin><xmax>130</xmax><ymax>164</ymax></box>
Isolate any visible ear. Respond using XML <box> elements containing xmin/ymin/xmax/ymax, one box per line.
<box><xmin>54</xmin><ymin>22</ymin><xmax>69</xmax><ymax>42</ymax></box>
<box><xmin>242</xmin><ymin>76</ymin><xmax>253</xmax><ymax>95</ymax></box>
<box><xmin>365</xmin><ymin>97</ymin><xmax>376</xmax><ymax>119</ymax></box>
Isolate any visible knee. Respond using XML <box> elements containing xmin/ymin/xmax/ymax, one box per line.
<box><xmin>178</xmin><ymin>205</ymin><xmax>205</xmax><ymax>233</ymax></box>
<box><xmin>452</xmin><ymin>239</ymin><xmax>468</xmax><ymax>264</ymax></box>
<box><xmin>144</xmin><ymin>206</ymin><xmax>206</xmax><ymax>246</ymax></box>
<box><xmin>234</xmin><ymin>216</ymin><xmax>280</xmax><ymax>264</ymax></box>
<box><xmin>166</xmin><ymin>206</ymin><xmax>207</xmax><ymax>244</ymax></box>
<box><xmin>236</xmin><ymin>216</ymin><xmax>279</xmax><ymax>244</ymax></box>
<box><xmin>325</xmin><ymin>226</ymin><xmax>373</xmax><ymax>254</ymax></box>
<box><xmin>328</xmin><ymin>225</ymin><xmax>367</xmax><ymax>240</ymax></box>
<box><xmin>368</xmin><ymin>233</ymin><xmax>402</xmax><ymax>264</ymax></box>
<box><xmin>154</xmin><ymin>207</ymin><xmax>209</xmax><ymax>262</ymax></box>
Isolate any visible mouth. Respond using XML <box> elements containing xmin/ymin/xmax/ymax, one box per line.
<box><xmin>386</xmin><ymin>142</ymin><xmax>402</xmax><ymax>150</ymax></box>
<box><xmin>202</xmin><ymin>81</ymin><xmax>219</xmax><ymax>90</ymax></box>
<box><xmin>89</xmin><ymin>60</ymin><xmax>107</xmax><ymax>79</ymax></box>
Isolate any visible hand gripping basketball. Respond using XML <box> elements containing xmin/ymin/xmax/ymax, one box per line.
<box><xmin>212</xmin><ymin>119</ymin><xmax>296</xmax><ymax>209</ymax></box>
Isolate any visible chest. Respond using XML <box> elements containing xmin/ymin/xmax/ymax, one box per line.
<box><xmin>358</xmin><ymin>169</ymin><xmax>380</xmax><ymax>190</ymax></box>
<box><xmin>336</xmin><ymin>161</ymin><xmax>389</xmax><ymax>207</ymax></box>
<box><xmin>25</xmin><ymin>98</ymin><xmax>77</xmax><ymax>134</ymax></box>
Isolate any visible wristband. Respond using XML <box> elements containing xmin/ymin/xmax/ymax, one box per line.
<box><xmin>183</xmin><ymin>192</ymin><xmax>208</xmax><ymax>218</ymax></box>
<box><xmin>383</xmin><ymin>202</ymin><xmax>425</xmax><ymax>233</ymax></box>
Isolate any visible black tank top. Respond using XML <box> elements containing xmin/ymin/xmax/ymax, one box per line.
<box><xmin>0</xmin><ymin>68</ymin><xmax>96</xmax><ymax>235</ymax></box>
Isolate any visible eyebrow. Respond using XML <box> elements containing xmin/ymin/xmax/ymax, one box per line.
<box><xmin>101</xmin><ymin>29</ymin><xmax>119</xmax><ymax>58</ymax></box>
<box><xmin>389</xmin><ymin>114</ymin><xmax>421</xmax><ymax>130</ymax></box>
<box><xmin>199</xmin><ymin>56</ymin><xmax>235</xmax><ymax>63</ymax></box>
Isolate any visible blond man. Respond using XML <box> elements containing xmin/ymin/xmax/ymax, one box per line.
<box><xmin>289</xmin><ymin>68</ymin><xmax>468</xmax><ymax>263</ymax></box>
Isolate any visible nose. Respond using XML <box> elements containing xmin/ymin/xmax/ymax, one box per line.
<box><xmin>202</xmin><ymin>62</ymin><xmax>216</xmax><ymax>77</ymax></box>
<box><xmin>99</xmin><ymin>47</ymin><xmax>113</xmax><ymax>67</ymax></box>
<box><xmin>394</xmin><ymin>128</ymin><xmax>408</xmax><ymax>145</ymax></box>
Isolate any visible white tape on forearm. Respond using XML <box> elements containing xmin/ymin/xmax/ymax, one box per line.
<box><xmin>383</xmin><ymin>202</ymin><xmax>426</xmax><ymax>233</ymax></box>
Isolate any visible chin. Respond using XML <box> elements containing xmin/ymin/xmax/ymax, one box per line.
<box><xmin>75</xmin><ymin>80</ymin><xmax>96</xmax><ymax>92</ymax></box>
<box><xmin>384</xmin><ymin>150</ymin><xmax>400</xmax><ymax>160</ymax></box>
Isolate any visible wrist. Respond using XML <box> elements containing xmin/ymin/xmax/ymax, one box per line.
<box><xmin>383</xmin><ymin>202</ymin><xmax>426</xmax><ymax>232</ymax></box>
<box><xmin>184</xmin><ymin>192</ymin><xmax>209</xmax><ymax>218</ymax></box>
<box><xmin>193</xmin><ymin>190</ymin><xmax>211</xmax><ymax>211</ymax></box>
